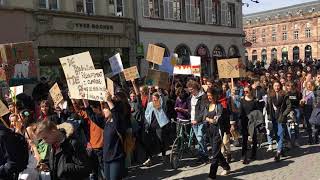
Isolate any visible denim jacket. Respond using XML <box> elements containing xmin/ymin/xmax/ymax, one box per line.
<box><xmin>145</xmin><ymin>97</ymin><xmax>169</xmax><ymax>128</ymax></box>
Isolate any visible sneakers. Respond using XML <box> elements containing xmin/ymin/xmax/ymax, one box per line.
<box><xmin>267</xmin><ymin>144</ymin><xmax>273</xmax><ymax>152</ymax></box>
<box><xmin>143</xmin><ymin>158</ymin><xmax>151</xmax><ymax>166</ymax></box>
<box><xmin>220</xmin><ymin>169</ymin><xmax>231</xmax><ymax>176</ymax></box>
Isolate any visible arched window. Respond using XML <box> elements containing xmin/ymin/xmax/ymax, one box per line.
<box><xmin>293</xmin><ymin>46</ymin><xmax>299</xmax><ymax>61</ymax></box>
<box><xmin>305</xmin><ymin>45</ymin><xmax>312</xmax><ymax>60</ymax></box>
<box><xmin>195</xmin><ymin>44</ymin><xmax>210</xmax><ymax>76</ymax></box>
<box><xmin>228</xmin><ymin>45</ymin><xmax>239</xmax><ymax>58</ymax></box>
<box><xmin>271</xmin><ymin>48</ymin><xmax>277</xmax><ymax>61</ymax></box>
<box><xmin>252</xmin><ymin>50</ymin><xmax>257</xmax><ymax>63</ymax></box>
<box><xmin>212</xmin><ymin>45</ymin><xmax>226</xmax><ymax>58</ymax></box>
<box><xmin>261</xmin><ymin>49</ymin><xmax>267</xmax><ymax>63</ymax></box>
<box><xmin>175</xmin><ymin>44</ymin><xmax>191</xmax><ymax>65</ymax></box>
<box><xmin>282</xmin><ymin>47</ymin><xmax>288</xmax><ymax>62</ymax></box>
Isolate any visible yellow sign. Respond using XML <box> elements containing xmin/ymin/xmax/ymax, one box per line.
<box><xmin>146</xmin><ymin>44</ymin><xmax>165</xmax><ymax>65</ymax></box>
<box><xmin>49</xmin><ymin>83</ymin><xmax>64</xmax><ymax>107</ymax></box>
<box><xmin>123</xmin><ymin>66</ymin><xmax>140</xmax><ymax>81</ymax></box>
<box><xmin>217</xmin><ymin>58</ymin><xmax>246</xmax><ymax>79</ymax></box>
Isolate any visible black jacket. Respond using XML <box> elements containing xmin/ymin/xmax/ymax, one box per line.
<box><xmin>253</xmin><ymin>86</ymin><xmax>266</xmax><ymax>111</ymax></box>
<box><xmin>267</xmin><ymin>93</ymin><xmax>292</xmax><ymax>123</ymax></box>
<box><xmin>49</xmin><ymin>123</ymin><xmax>91</xmax><ymax>180</ymax></box>
<box><xmin>188</xmin><ymin>92</ymin><xmax>209</xmax><ymax>123</ymax></box>
<box><xmin>0</xmin><ymin>125</ymin><xmax>19</xmax><ymax>180</ymax></box>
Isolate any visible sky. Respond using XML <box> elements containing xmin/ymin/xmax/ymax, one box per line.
<box><xmin>243</xmin><ymin>0</ymin><xmax>317</xmax><ymax>15</ymax></box>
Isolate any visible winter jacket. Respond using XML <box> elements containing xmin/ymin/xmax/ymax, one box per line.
<box><xmin>49</xmin><ymin>123</ymin><xmax>91</xmax><ymax>180</ymax></box>
<box><xmin>253</xmin><ymin>86</ymin><xmax>266</xmax><ymax>111</ymax></box>
<box><xmin>267</xmin><ymin>93</ymin><xmax>292</xmax><ymax>123</ymax></box>
<box><xmin>130</xmin><ymin>94</ymin><xmax>145</xmax><ymax>125</ymax></box>
<box><xmin>189</xmin><ymin>91</ymin><xmax>209</xmax><ymax>123</ymax></box>
<box><xmin>174</xmin><ymin>97</ymin><xmax>190</xmax><ymax>120</ymax></box>
<box><xmin>247</xmin><ymin>110</ymin><xmax>265</xmax><ymax>138</ymax></box>
<box><xmin>0</xmin><ymin>125</ymin><xmax>20</xmax><ymax>180</ymax></box>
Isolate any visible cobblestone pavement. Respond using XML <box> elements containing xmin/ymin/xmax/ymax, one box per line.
<box><xmin>126</xmin><ymin>135</ymin><xmax>320</xmax><ymax>180</ymax></box>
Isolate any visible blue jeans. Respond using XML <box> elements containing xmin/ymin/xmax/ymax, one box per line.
<box><xmin>267</xmin><ymin>119</ymin><xmax>285</xmax><ymax>152</ymax></box>
<box><xmin>104</xmin><ymin>158</ymin><xmax>125</xmax><ymax>180</ymax></box>
<box><xmin>192</xmin><ymin>123</ymin><xmax>208</xmax><ymax>158</ymax></box>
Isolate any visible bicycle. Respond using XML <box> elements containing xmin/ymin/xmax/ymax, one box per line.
<box><xmin>169</xmin><ymin>118</ymin><xmax>196</xmax><ymax>169</ymax></box>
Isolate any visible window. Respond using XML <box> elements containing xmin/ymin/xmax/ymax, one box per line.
<box><xmin>195</xmin><ymin>0</ymin><xmax>201</xmax><ymax>23</ymax></box>
<box><xmin>149</xmin><ymin>0</ymin><xmax>160</xmax><ymax>18</ymax></box>
<box><xmin>305</xmin><ymin>28</ymin><xmax>311</xmax><ymax>38</ymax></box>
<box><xmin>39</xmin><ymin>0</ymin><xmax>59</xmax><ymax>10</ymax></box>
<box><xmin>212</xmin><ymin>0</ymin><xmax>220</xmax><ymax>24</ymax></box>
<box><xmin>282</xmin><ymin>32</ymin><xmax>287</xmax><ymax>41</ymax></box>
<box><xmin>282</xmin><ymin>25</ymin><xmax>286</xmax><ymax>31</ymax></box>
<box><xmin>262</xmin><ymin>29</ymin><xmax>266</xmax><ymax>43</ymax></box>
<box><xmin>252</xmin><ymin>29</ymin><xmax>256</xmax><ymax>43</ymax></box>
<box><xmin>226</xmin><ymin>3</ymin><xmax>235</xmax><ymax>27</ymax></box>
<box><xmin>0</xmin><ymin>0</ymin><xmax>3</xmax><ymax>5</ymax></box>
<box><xmin>75</xmin><ymin>0</ymin><xmax>94</xmax><ymax>14</ymax></box>
<box><xmin>109</xmin><ymin>0</ymin><xmax>124</xmax><ymax>16</ymax></box>
<box><xmin>294</xmin><ymin>30</ymin><xmax>299</xmax><ymax>40</ymax></box>
<box><xmin>272</xmin><ymin>27</ymin><xmax>276</xmax><ymax>41</ymax></box>
<box><xmin>164</xmin><ymin>0</ymin><xmax>181</xmax><ymax>20</ymax></box>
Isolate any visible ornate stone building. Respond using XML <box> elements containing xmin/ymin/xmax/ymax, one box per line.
<box><xmin>243</xmin><ymin>1</ymin><xmax>320</xmax><ymax>64</ymax></box>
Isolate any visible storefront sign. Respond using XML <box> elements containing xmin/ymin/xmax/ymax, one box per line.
<box><xmin>123</xmin><ymin>66</ymin><xmax>140</xmax><ymax>81</ymax></box>
<box><xmin>49</xmin><ymin>83</ymin><xmax>64</xmax><ymax>107</ymax></box>
<box><xmin>136</xmin><ymin>43</ymin><xmax>144</xmax><ymax>57</ymax></box>
<box><xmin>52</xmin><ymin>17</ymin><xmax>124</xmax><ymax>34</ymax></box>
<box><xmin>59</xmin><ymin>51</ymin><xmax>95</xmax><ymax>99</ymax></box>
<box><xmin>79</xmin><ymin>69</ymin><xmax>106</xmax><ymax>102</ymax></box>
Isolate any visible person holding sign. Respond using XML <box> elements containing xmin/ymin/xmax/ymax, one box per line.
<box><xmin>83</xmin><ymin>91</ymin><xmax>126</xmax><ymax>180</ymax></box>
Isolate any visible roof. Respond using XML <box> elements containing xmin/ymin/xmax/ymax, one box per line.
<box><xmin>243</xmin><ymin>1</ymin><xmax>320</xmax><ymax>23</ymax></box>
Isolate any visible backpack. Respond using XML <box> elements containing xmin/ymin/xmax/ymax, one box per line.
<box><xmin>10</xmin><ymin>131</ymin><xmax>29</xmax><ymax>172</ymax></box>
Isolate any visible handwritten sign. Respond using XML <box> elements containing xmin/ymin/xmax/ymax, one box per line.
<box><xmin>9</xmin><ymin>85</ymin><xmax>23</xmax><ymax>98</ymax></box>
<box><xmin>123</xmin><ymin>66</ymin><xmax>140</xmax><ymax>81</ymax></box>
<box><xmin>190</xmin><ymin>56</ymin><xmax>201</xmax><ymax>77</ymax></box>
<box><xmin>173</xmin><ymin>65</ymin><xmax>192</xmax><ymax>75</ymax></box>
<box><xmin>49</xmin><ymin>83</ymin><xmax>64</xmax><ymax>107</ymax></box>
<box><xmin>79</xmin><ymin>69</ymin><xmax>106</xmax><ymax>102</ymax></box>
<box><xmin>109</xmin><ymin>53</ymin><xmax>124</xmax><ymax>75</ymax></box>
<box><xmin>0</xmin><ymin>100</ymin><xmax>9</xmax><ymax>117</ymax></box>
<box><xmin>146</xmin><ymin>69</ymin><xmax>169</xmax><ymax>89</ymax></box>
<box><xmin>59</xmin><ymin>51</ymin><xmax>95</xmax><ymax>99</ymax></box>
<box><xmin>107</xmin><ymin>78</ymin><xmax>114</xmax><ymax>96</ymax></box>
<box><xmin>146</xmin><ymin>44</ymin><xmax>165</xmax><ymax>65</ymax></box>
<box><xmin>217</xmin><ymin>58</ymin><xmax>246</xmax><ymax>79</ymax></box>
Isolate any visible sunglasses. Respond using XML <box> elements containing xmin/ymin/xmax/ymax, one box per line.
<box><xmin>244</xmin><ymin>91</ymin><xmax>249</xmax><ymax>94</ymax></box>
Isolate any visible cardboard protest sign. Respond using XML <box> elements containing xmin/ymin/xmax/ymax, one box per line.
<box><xmin>60</xmin><ymin>51</ymin><xmax>95</xmax><ymax>99</ymax></box>
<box><xmin>9</xmin><ymin>85</ymin><xmax>23</xmax><ymax>98</ymax></box>
<box><xmin>173</xmin><ymin>65</ymin><xmax>192</xmax><ymax>75</ymax></box>
<box><xmin>49</xmin><ymin>83</ymin><xmax>64</xmax><ymax>107</ymax></box>
<box><xmin>146</xmin><ymin>69</ymin><xmax>169</xmax><ymax>89</ymax></box>
<box><xmin>146</xmin><ymin>44</ymin><xmax>165</xmax><ymax>65</ymax></box>
<box><xmin>123</xmin><ymin>66</ymin><xmax>140</xmax><ymax>81</ymax></box>
<box><xmin>0</xmin><ymin>100</ymin><xmax>9</xmax><ymax>117</ymax></box>
<box><xmin>0</xmin><ymin>42</ymin><xmax>37</xmax><ymax>86</ymax></box>
<box><xmin>217</xmin><ymin>58</ymin><xmax>246</xmax><ymax>79</ymax></box>
<box><xmin>159</xmin><ymin>57</ymin><xmax>174</xmax><ymax>75</ymax></box>
<box><xmin>106</xmin><ymin>78</ymin><xmax>114</xmax><ymax>96</ymax></box>
<box><xmin>109</xmin><ymin>53</ymin><xmax>124</xmax><ymax>75</ymax></box>
<box><xmin>79</xmin><ymin>69</ymin><xmax>107</xmax><ymax>102</ymax></box>
<box><xmin>190</xmin><ymin>56</ymin><xmax>201</xmax><ymax>77</ymax></box>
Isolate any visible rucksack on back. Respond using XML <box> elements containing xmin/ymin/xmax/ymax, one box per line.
<box><xmin>10</xmin><ymin>131</ymin><xmax>29</xmax><ymax>172</ymax></box>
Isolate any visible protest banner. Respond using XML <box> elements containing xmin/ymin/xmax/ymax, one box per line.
<box><xmin>190</xmin><ymin>56</ymin><xmax>201</xmax><ymax>77</ymax></box>
<box><xmin>159</xmin><ymin>57</ymin><xmax>174</xmax><ymax>75</ymax></box>
<box><xmin>146</xmin><ymin>44</ymin><xmax>165</xmax><ymax>65</ymax></box>
<box><xmin>106</xmin><ymin>78</ymin><xmax>114</xmax><ymax>96</ymax></box>
<box><xmin>146</xmin><ymin>69</ymin><xmax>169</xmax><ymax>89</ymax></box>
<box><xmin>217</xmin><ymin>58</ymin><xmax>246</xmax><ymax>79</ymax></box>
<box><xmin>79</xmin><ymin>69</ymin><xmax>107</xmax><ymax>102</ymax></box>
<box><xmin>109</xmin><ymin>53</ymin><xmax>124</xmax><ymax>75</ymax></box>
<box><xmin>9</xmin><ymin>85</ymin><xmax>23</xmax><ymax>98</ymax></box>
<box><xmin>123</xmin><ymin>66</ymin><xmax>140</xmax><ymax>81</ymax></box>
<box><xmin>49</xmin><ymin>83</ymin><xmax>64</xmax><ymax>107</ymax></box>
<box><xmin>173</xmin><ymin>65</ymin><xmax>192</xmax><ymax>75</ymax></box>
<box><xmin>59</xmin><ymin>51</ymin><xmax>95</xmax><ymax>99</ymax></box>
<box><xmin>0</xmin><ymin>41</ymin><xmax>37</xmax><ymax>86</ymax></box>
<box><xmin>0</xmin><ymin>99</ymin><xmax>9</xmax><ymax>117</ymax></box>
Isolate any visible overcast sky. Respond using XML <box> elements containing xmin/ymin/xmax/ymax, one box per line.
<box><xmin>243</xmin><ymin>0</ymin><xmax>317</xmax><ymax>15</ymax></box>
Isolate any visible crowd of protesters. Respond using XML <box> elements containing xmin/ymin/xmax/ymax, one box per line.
<box><xmin>1</xmin><ymin>58</ymin><xmax>320</xmax><ymax>180</ymax></box>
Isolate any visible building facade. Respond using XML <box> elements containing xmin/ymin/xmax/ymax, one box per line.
<box><xmin>136</xmin><ymin>0</ymin><xmax>244</xmax><ymax>77</ymax></box>
<box><xmin>0</xmin><ymin>0</ymin><xmax>136</xmax><ymax>81</ymax></box>
<box><xmin>243</xmin><ymin>1</ymin><xmax>320</xmax><ymax>64</ymax></box>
